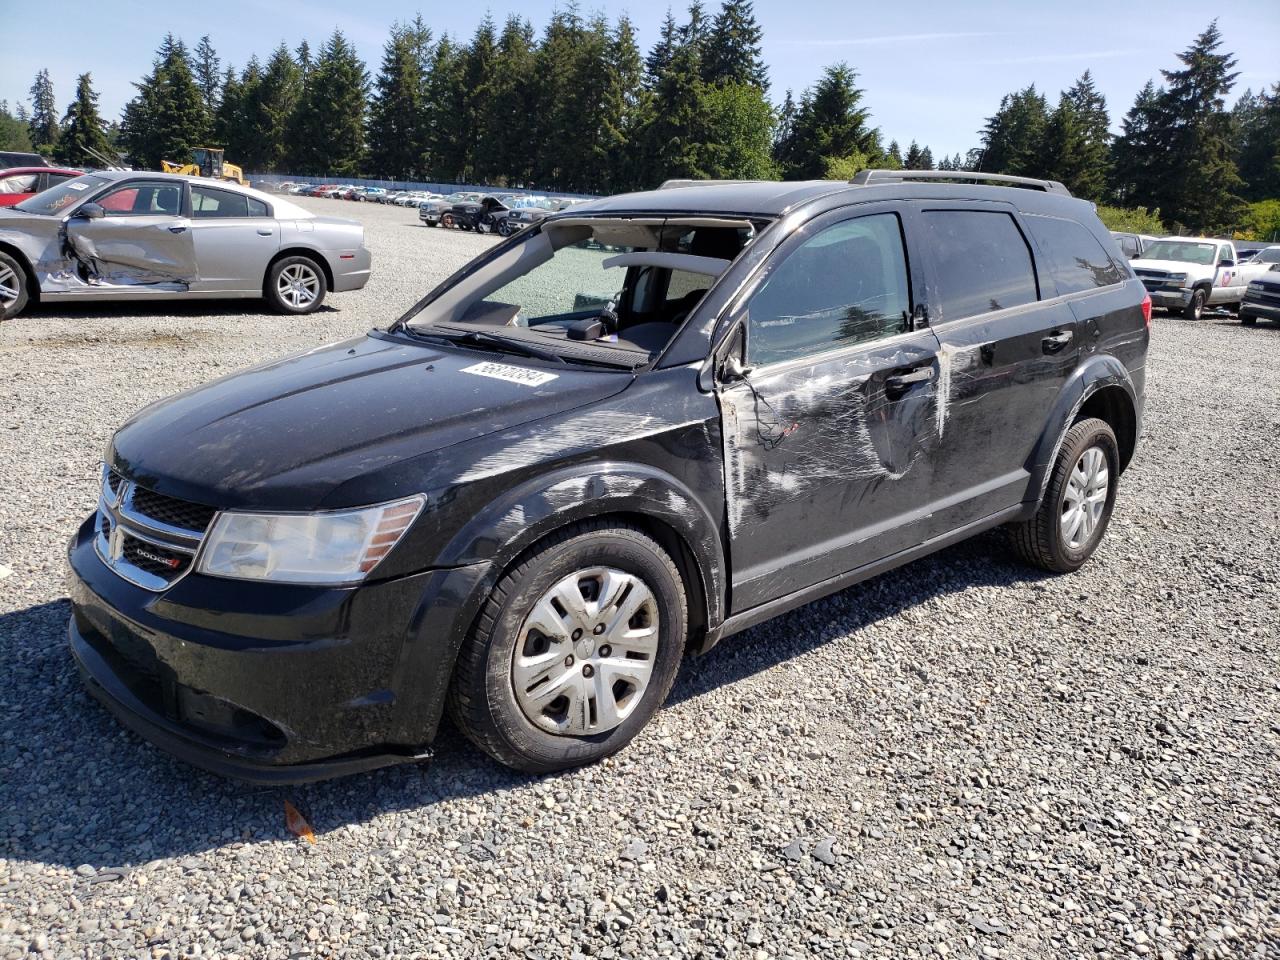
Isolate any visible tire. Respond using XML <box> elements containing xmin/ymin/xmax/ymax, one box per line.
<box><xmin>264</xmin><ymin>255</ymin><xmax>326</xmax><ymax>315</ymax></box>
<box><xmin>1240</xmin><ymin>312</ymin><xmax>1257</xmax><ymax>326</ymax></box>
<box><xmin>1008</xmin><ymin>417</ymin><xmax>1120</xmax><ymax>574</ymax></box>
<box><xmin>1177</xmin><ymin>287</ymin><xmax>1206</xmax><ymax>320</ymax></box>
<box><xmin>448</xmin><ymin>521</ymin><xmax>688</xmax><ymax>773</ymax></box>
<box><xmin>0</xmin><ymin>250</ymin><xmax>30</xmax><ymax>321</ymax></box>
<box><xmin>441</xmin><ymin>213</ymin><xmax>455</xmax><ymax>229</ymax></box>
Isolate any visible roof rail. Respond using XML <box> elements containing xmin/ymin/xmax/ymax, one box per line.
<box><xmin>658</xmin><ymin>178</ymin><xmax>764</xmax><ymax>190</ymax></box>
<box><xmin>850</xmin><ymin>169</ymin><xmax>1072</xmax><ymax>196</ymax></box>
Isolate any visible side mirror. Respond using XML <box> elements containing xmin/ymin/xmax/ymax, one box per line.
<box><xmin>719</xmin><ymin>355</ymin><xmax>754</xmax><ymax>384</ymax></box>
<box><xmin>76</xmin><ymin>202</ymin><xmax>105</xmax><ymax>221</ymax></box>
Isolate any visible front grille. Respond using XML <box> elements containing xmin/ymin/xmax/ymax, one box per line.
<box><xmin>96</xmin><ymin>468</ymin><xmax>216</xmax><ymax>591</ymax></box>
<box><xmin>130</xmin><ymin>486</ymin><xmax>217</xmax><ymax>534</ymax></box>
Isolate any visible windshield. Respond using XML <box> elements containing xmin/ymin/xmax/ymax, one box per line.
<box><xmin>1255</xmin><ymin>247</ymin><xmax>1280</xmax><ymax>264</ymax></box>
<box><xmin>1141</xmin><ymin>240</ymin><xmax>1217</xmax><ymax>265</ymax></box>
<box><xmin>403</xmin><ymin>217</ymin><xmax>757</xmax><ymax>362</ymax></box>
<box><xmin>14</xmin><ymin>173</ymin><xmax>108</xmax><ymax>215</ymax></box>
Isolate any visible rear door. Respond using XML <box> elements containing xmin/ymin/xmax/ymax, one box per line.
<box><xmin>64</xmin><ymin>180</ymin><xmax>198</xmax><ymax>286</ymax></box>
<box><xmin>717</xmin><ymin>203</ymin><xmax>949</xmax><ymax>610</ymax></box>
<box><xmin>914</xmin><ymin>202</ymin><xmax>1079</xmax><ymax>518</ymax></box>
<box><xmin>189</xmin><ymin>184</ymin><xmax>280</xmax><ymax>292</ymax></box>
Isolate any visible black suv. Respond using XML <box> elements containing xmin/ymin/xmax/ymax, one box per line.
<box><xmin>67</xmin><ymin>171</ymin><xmax>1149</xmax><ymax>781</ymax></box>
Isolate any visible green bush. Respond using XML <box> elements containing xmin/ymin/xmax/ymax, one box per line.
<box><xmin>1236</xmin><ymin>199</ymin><xmax>1280</xmax><ymax>242</ymax></box>
<box><xmin>1095</xmin><ymin>205</ymin><xmax>1166</xmax><ymax>235</ymax></box>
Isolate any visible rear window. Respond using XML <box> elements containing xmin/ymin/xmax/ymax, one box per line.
<box><xmin>1028</xmin><ymin>216</ymin><xmax>1125</xmax><ymax>295</ymax></box>
<box><xmin>192</xmin><ymin>185</ymin><xmax>269</xmax><ymax>218</ymax></box>
<box><xmin>922</xmin><ymin>210</ymin><xmax>1038</xmax><ymax>321</ymax></box>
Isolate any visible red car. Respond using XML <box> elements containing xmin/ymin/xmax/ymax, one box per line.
<box><xmin>0</xmin><ymin>166</ymin><xmax>84</xmax><ymax>207</ymax></box>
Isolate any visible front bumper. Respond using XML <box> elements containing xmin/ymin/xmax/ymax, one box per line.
<box><xmin>1240</xmin><ymin>296</ymin><xmax>1280</xmax><ymax>320</ymax></box>
<box><xmin>67</xmin><ymin>515</ymin><xmax>492</xmax><ymax>782</ymax></box>
<box><xmin>419</xmin><ymin>211</ymin><xmax>441</xmax><ymax>224</ymax></box>
<box><xmin>1148</xmin><ymin>288</ymin><xmax>1192</xmax><ymax>308</ymax></box>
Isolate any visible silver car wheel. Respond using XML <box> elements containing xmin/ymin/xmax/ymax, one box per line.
<box><xmin>512</xmin><ymin>566</ymin><xmax>660</xmax><ymax>736</ymax></box>
<box><xmin>276</xmin><ymin>263</ymin><xmax>320</xmax><ymax>309</ymax></box>
<box><xmin>0</xmin><ymin>262</ymin><xmax>19</xmax><ymax>306</ymax></box>
<box><xmin>1061</xmin><ymin>444</ymin><xmax>1109</xmax><ymax>549</ymax></box>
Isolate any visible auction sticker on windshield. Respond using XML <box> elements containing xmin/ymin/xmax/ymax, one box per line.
<box><xmin>460</xmin><ymin>361</ymin><xmax>559</xmax><ymax>387</ymax></box>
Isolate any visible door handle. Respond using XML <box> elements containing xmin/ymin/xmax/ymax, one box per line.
<box><xmin>885</xmin><ymin>365</ymin><xmax>936</xmax><ymax>395</ymax></box>
<box><xmin>168</xmin><ymin>225</ymin><xmax>188</xmax><ymax>234</ymax></box>
<box><xmin>257</xmin><ymin>228</ymin><xmax>273</xmax><ymax>236</ymax></box>
<box><xmin>1042</xmin><ymin>330</ymin><xmax>1073</xmax><ymax>352</ymax></box>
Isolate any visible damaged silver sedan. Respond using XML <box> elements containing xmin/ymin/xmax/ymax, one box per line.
<box><xmin>0</xmin><ymin>171</ymin><xmax>370</xmax><ymax>320</ymax></box>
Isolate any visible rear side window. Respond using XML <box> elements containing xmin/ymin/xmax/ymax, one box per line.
<box><xmin>192</xmin><ymin>186</ymin><xmax>269</xmax><ymax>218</ymax></box>
<box><xmin>1027</xmin><ymin>216</ymin><xmax>1125</xmax><ymax>295</ymax></box>
<box><xmin>923</xmin><ymin>210</ymin><xmax>1037</xmax><ymax>321</ymax></box>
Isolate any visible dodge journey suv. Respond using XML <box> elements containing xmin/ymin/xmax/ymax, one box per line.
<box><xmin>67</xmin><ymin>171</ymin><xmax>1149</xmax><ymax>781</ymax></box>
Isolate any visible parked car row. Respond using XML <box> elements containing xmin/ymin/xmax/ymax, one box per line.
<box><xmin>421</xmin><ymin>192</ymin><xmax>585</xmax><ymax>235</ymax></box>
<box><xmin>1127</xmin><ymin>235</ymin><xmax>1280</xmax><ymax>321</ymax></box>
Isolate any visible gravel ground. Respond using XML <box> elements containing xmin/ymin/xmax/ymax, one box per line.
<box><xmin>1</xmin><ymin>198</ymin><xmax>1278</xmax><ymax>959</ymax></box>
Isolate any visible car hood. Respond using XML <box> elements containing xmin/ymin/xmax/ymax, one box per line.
<box><xmin>1130</xmin><ymin>258</ymin><xmax>1207</xmax><ymax>274</ymax></box>
<box><xmin>108</xmin><ymin>333</ymin><xmax>630</xmax><ymax>510</ymax></box>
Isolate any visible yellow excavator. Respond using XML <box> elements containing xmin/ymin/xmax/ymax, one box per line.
<box><xmin>160</xmin><ymin>147</ymin><xmax>248</xmax><ymax>186</ymax></box>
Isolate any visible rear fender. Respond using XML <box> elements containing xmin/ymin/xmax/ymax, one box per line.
<box><xmin>1025</xmin><ymin>353</ymin><xmax>1138</xmax><ymax>505</ymax></box>
<box><xmin>434</xmin><ymin>461</ymin><xmax>727</xmax><ymax>635</ymax></box>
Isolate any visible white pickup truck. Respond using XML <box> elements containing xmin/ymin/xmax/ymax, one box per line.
<box><xmin>1131</xmin><ymin>237</ymin><xmax>1274</xmax><ymax>320</ymax></box>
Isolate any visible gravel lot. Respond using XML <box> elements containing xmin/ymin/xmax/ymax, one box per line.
<box><xmin>2</xmin><ymin>197</ymin><xmax>1278</xmax><ymax>959</ymax></box>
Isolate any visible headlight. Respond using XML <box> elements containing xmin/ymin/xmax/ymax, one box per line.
<box><xmin>197</xmin><ymin>495</ymin><xmax>424</xmax><ymax>584</ymax></box>
<box><xmin>1167</xmin><ymin>273</ymin><xmax>1187</xmax><ymax>283</ymax></box>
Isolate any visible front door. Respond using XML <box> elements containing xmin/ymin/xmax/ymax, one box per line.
<box><xmin>189</xmin><ymin>184</ymin><xmax>280</xmax><ymax>292</ymax></box>
<box><xmin>64</xmin><ymin>180</ymin><xmax>198</xmax><ymax>287</ymax></box>
<box><xmin>717</xmin><ymin>204</ymin><xmax>950</xmax><ymax>611</ymax></box>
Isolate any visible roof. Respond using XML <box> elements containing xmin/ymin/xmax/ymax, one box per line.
<box><xmin>560</xmin><ymin>177</ymin><xmax>1096</xmax><ymax>221</ymax></box>
<box><xmin>0</xmin><ymin>166</ymin><xmax>83</xmax><ymax>176</ymax></box>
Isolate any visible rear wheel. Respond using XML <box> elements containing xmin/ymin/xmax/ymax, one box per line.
<box><xmin>0</xmin><ymin>250</ymin><xmax>30</xmax><ymax>321</ymax></box>
<box><xmin>1177</xmin><ymin>287</ymin><xmax>1206</xmax><ymax>320</ymax></box>
<box><xmin>265</xmin><ymin>256</ymin><xmax>326</xmax><ymax>314</ymax></box>
<box><xmin>1240</xmin><ymin>312</ymin><xmax>1257</xmax><ymax>326</ymax></box>
<box><xmin>1009</xmin><ymin>417</ymin><xmax>1119</xmax><ymax>574</ymax></box>
<box><xmin>441</xmin><ymin>213</ymin><xmax>455</xmax><ymax>229</ymax></box>
<box><xmin>448</xmin><ymin>522</ymin><xmax>687</xmax><ymax>773</ymax></box>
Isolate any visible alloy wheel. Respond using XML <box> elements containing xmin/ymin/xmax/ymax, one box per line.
<box><xmin>276</xmin><ymin>263</ymin><xmax>320</xmax><ymax>310</ymax></box>
<box><xmin>1061</xmin><ymin>445</ymin><xmax>1109</xmax><ymax>550</ymax></box>
<box><xmin>0</xmin><ymin>262</ymin><xmax>19</xmax><ymax>307</ymax></box>
<box><xmin>512</xmin><ymin>567</ymin><xmax>660</xmax><ymax>736</ymax></box>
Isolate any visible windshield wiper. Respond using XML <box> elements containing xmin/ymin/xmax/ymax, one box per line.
<box><xmin>405</xmin><ymin>327</ymin><xmax>567</xmax><ymax>365</ymax></box>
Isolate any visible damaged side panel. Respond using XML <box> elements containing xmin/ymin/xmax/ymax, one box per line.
<box><xmin>50</xmin><ymin>216</ymin><xmax>198</xmax><ymax>293</ymax></box>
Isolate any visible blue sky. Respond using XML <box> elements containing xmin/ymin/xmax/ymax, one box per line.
<box><xmin>2</xmin><ymin>0</ymin><xmax>1277</xmax><ymax>160</ymax></box>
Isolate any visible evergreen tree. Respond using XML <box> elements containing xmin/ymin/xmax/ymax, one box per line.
<box><xmin>212</xmin><ymin>65</ymin><xmax>243</xmax><ymax>152</ymax></box>
<box><xmin>0</xmin><ymin>100</ymin><xmax>34</xmax><ymax>152</ymax></box>
<box><xmin>919</xmin><ymin>145</ymin><xmax>934</xmax><ymax>170</ymax></box>
<box><xmin>287</xmin><ymin>30</ymin><xmax>368</xmax><ymax>176</ymax></box>
<box><xmin>459</xmin><ymin>15</ymin><xmax>499</xmax><ymax>182</ymax></box>
<box><xmin>296</xmin><ymin>40</ymin><xmax>313</xmax><ymax>84</ymax></box>
<box><xmin>640</xmin><ymin>8</ymin><xmax>712</xmax><ymax>184</ymax></box>
<box><xmin>58</xmin><ymin>73</ymin><xmax>113</xmax><ymax>166</ymax></box>
<box><xmin>681</xmin><ymin>1</ymin><xmax>710</xmax><ymax>51</ymax></box>
<box><xmin>778</xmin><ymin>63</ymin><xmax>877</xmax><ymax>180</ymax></box>
<box><xmin>1151</xmin><ymin>21</ymin><xmax>1244</xmax><ymax>231</ymax></box>
<box><xmin>771</xmin><ymin>89</ymin><xmax>796</xmax><ymax>167</ymax></box>
<box><xmin>27</xmin><ymin>69</ymin><xmax>59</xmax><ymax>153</ymax></box>
<box><xmin>1110</xmin><ymin>80</ymin><xmax>1163</xmax><ymax>207</ymax></box>
<box><xmin>367</xmin><ymin>19</ymin><xmax>433</xmax><ymax>179</ymax></box>
<box><xmin>424</xmin><ymin>35</ymin><xmax>468</xmax><ymax>181</ymax></box>
<box><xmin>645</xmin><ymin>10</ymin><xmax>680</xmax><ymax>88</ymax></box>
<box><xmin>479</xmin><ymin>15</ymin><xmax>537</xmax><ymax>185</ymax></box>
<box><xmin>607</xmin><ymin>15</ymin><xmax>649</xmax><ymax>192</ymax></box>
<box><xmin>885</xmin><ymin>139</ymin><xmax>903</xmax><ymax>168</ymax></box>
<box><xmin>903</xmin><ymin>140</ymin><xmax>926</xmax><ymax>169</ymax></box>
<box><xmin>1236</xmin><ymin>85</ymin><xmax>1280</xmax><ymax>200</ymax></box>
<box><xmin>978</xmin><ymin>85</ymin><xmax>1050</xmax><ymax>178</ymax></box>
<box><xmin>530</xmin><ymin>9</ymin><xmax>587</xmax><ymax>185</ymax></box>
<box><xmin>120</xmin><ymin>36</ymin><xmax>209</xmax><ymax>170</ymax></box>
<box><xmin>1061</xmin><ymin>70</ymin><xmax>1110</xmax><ymax>199</ymax></box>
<box><xmin>702</xmin><ymin>0</ymin><xmax>768</xmax><ymax>91</ymax></box>
<box><xmin>250</xmin><ymin>44</ymin><xmax>303</xmax><ymax>171</ymax></box>
<box><xmin>194</xmin><ymin>36</ymin><xmax>222</xmax><ymax>112</ymax></box>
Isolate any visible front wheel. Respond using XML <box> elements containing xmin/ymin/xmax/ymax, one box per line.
<box><xmin>441</xmin><ymin>213</ymin><xmax>455</xmax><ymax>229</ymax></box>
<box><xmin>0</xmin><ymin>251</ymin><xmax>30</xmax><ymax>320</ymax></box>
<box><xmin>265</xmin><ymin>256</ymin><xmax>326</xmax><ymax>314</ymax></box>
<box><xmin>1240</xmin><ymin>312</ymin><xmax>1257</xmax><ymax>326</ymax></box>
<box><xmin>448</xmin><ymin>522</ymin><xmax>687</xmax><ymax>773</ymax></box>
<box><xmin>1177</xmin><ymin>287</ymin><xmax>1206</xmax><ymax>320</ymax></box>
<box><xmin>1008</xmin><ymin>417</ymin><xmax>1119</xmax><ymax>574</ymax></box>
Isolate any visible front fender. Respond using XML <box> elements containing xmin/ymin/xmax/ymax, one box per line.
<box><xmin>1025</xmin><ymin>353</ymin><xmax>1139</xmax><ymax>504</ymax></box>
<box><xmin>433</xmin><ymin>461</ymin><xmax>727</xmax><ymax>635</ymax></box>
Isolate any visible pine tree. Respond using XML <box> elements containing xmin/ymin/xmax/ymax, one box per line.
<box><xmin>771</xmin><ymin>89</ymin><xmax>796</xmax><ymax>167</ymax></box>
<box><xmin>458</xmin><ymin>15</ymin><xmax>499</xmax><ymax>183</ymax></box>
<box><xmin>530</xmin><ymin>9</ymin><xmax>586</xmax><ymax>186</ymax></box>
<box><xmin>27</xmin><ymin>69</ymin><xmax>59</xmax><ymax>153</ymax></box>
<box><xmin>903</xmin><ymin>140</ymin><xmax>925</xmax><ymax>169</ymax></box>
<box><xmin>702</xmin><ymin>0</ymin><xmax>768</xmax><ymax>91</ymax></box>
<box><xmin>778</xmin><ymin>63</ymin><xmax>877</xmax><ymax>180</ymax></box>
<box><xmin>0</xmin><ymin>101</ymin><xmax>34</xmax><ymax>152</ymax></box>
<box><xmin>58</xmin><ymin>73</ymin><xmax>113</xmax><ymax>166</ymax></box>
<box><xmin>288</xmin><ymin>30</ymin><xmax>369</xmax><ymax>176</ymax></box>
<box><xmin>919</xmin><ymin>146</ymin><xmax>934</xmax><ymax>170</ymax></box>
<box><xmin>681</xmin><ymin>1</ymin><xmax>710</xmax><ymax>51</ymax></box>
<box><xmin>1110</xmin><ymin>80</ymin><xmax>1163</xmax><ymax>207</ymax></box>
<box><xmin>194</xmin><ymin>36</ymin><xmax>222</xmax><ymax>112</ymax></box>
<box><xmin>640</xmin><ymin>8</ymin><xmax>712</xmax><ymax>184</ymax></box>
<box><xmin>213</xmin><ymin>65</ymin><xmax>243</xmax><ymax>151</ymax></box>
<box><xmin>885</xmin><ymin>139</ymin><xmax>903</xmax><ymax>168</ymax></box>
<box><xmin>424</xmin><ymin>35</ymin><xmax>468</xmax><ymax>181</ymax></box>
<box><xmin>251</xmin><ymin>44</ymin><xmax>303</xmax><ymax>172</ymax></box>
<box><xmin>367</xmin><ymin>19</ymin><xmax>433</xmax><ymax>179</ymax></box>
<box><xmin>1151</xmin><ymin>21</ymin><xmax>1245</xmax><ymax>231</ymax></box>
<box><xmin>1236</xmin><ymin>84</ymin><xmax>1280</xmax><ymax>200</ymax></box>
<box><xmin>1043</xmin><ymin>95</ymin><xmax>1090</xmax><ymax>192</ymax></box>
<box><xmin>296</xmin><ymin>41</ymin><xmax>313</xmax><ymax>84</ymax></box>
<box><xmin>478</xmin><ymin>16</ymin><xmax>537</xmax><ymax>185</ymax></box>
<box><xmin>978</xmin><ymin>85</ymin><xmax>1050</xmax><ymax>178</ymax></box>
<box><xmin>606</xmin><ymin>15</ymin><xmax>648</xmax><ymax>192</ymax></box>
<box><xmin>645</xmin><ymin>10</ymin><xmax>680</xmax><ymax>88</ymax></box>
<box><xmin>120</xmin><ymin>36</ymin><xmax>210</xmax><ymax>170</ymax></box>
<box><xmin>1061</xmin><ymin>70</ymin><xmax>1110</xmax><ymax>199</ymax></box>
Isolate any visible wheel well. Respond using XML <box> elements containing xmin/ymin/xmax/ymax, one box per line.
<box><xmin>268</xmin><ymin>248</ymin><xmax>333</xmax><ymax>292</ymax></box>
<box><xmin>498</xmin><ymin>512</ymin><xmax>711</xmax><ymax>653</ymax></box>
<box><xmin>1076</xmin><ymin>386</ymin><xmax>1137</xmax><ymax>472</ymax></box>
<box><xmin>1191</xmin><ymin>280</ymin><xmax>1212</xmax><ymax>292</ymax></box>
<box><xmin>0</xmin><ymin>242</ymin><xmax>38</xmax><ymax>303</ymax></box>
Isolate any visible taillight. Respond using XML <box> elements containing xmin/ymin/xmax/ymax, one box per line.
<box><xmin>1140</xmin><ymin>292</ymin><xmax>1152</xmax><ymax>328</ymax></box>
